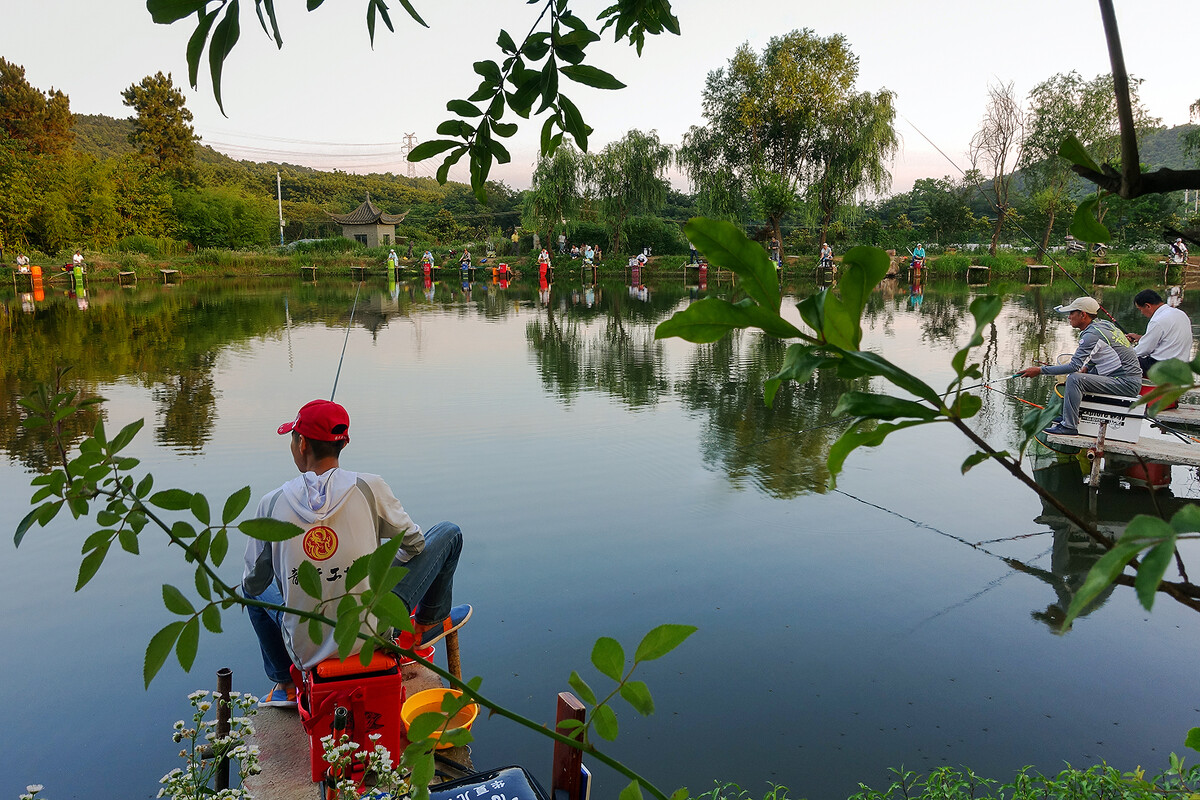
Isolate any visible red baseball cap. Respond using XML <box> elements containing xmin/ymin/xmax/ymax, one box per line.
<box><xmin>277</xmin><ymin>400</ymin><xmax>350</xmax><ymax>442</ymax></box>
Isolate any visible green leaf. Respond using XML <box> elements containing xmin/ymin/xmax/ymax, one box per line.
<box><xmin>15</xmin><ymin>503</ymin><xmax>49</xmax><ymax>546</ymax></box>
<box><xmin>118</xmin><ymin>528</ymin><xmax>140</xmax><ymax>555</ymax></box>
<box><xmin>497</xmin><ymin>29</ymin><xmax>516</xmax><ymax>53</ymax></box>
<box><xmin>201</xmin><ymin>604</ymin><xmax>222</xmax><ymax>634</ymax></box>
<box><xmin>1069</xmin><ymin>195</ymin><xmax>1111</xmax><ymax>243</ymax></box>
<box><xmin>619</xmin><ymin>680</ymin><xmax>654</xmax><ymax>715</ymax></box>
<box><xmin>961</xmin><ymin>450</ymin><xmax>1005</xmax><ymax>474</ymax></box>
<box><xmin>297</xmin><ymin>561</ymin><xmax>323</xmax><ymax>600</ymax></box>
<box><xmin>239</xmin><ymin>517</ymin><xmax>303</xmax><ymax>541</ymax></box>
<box><xmin>333</xmin><ymin>597</ymin><xmax>361</xmax><ymax>658</ymax></box>
<box><xmin>592</xmin><ymin>704</ymin><xmax>619</xmax><ymax>741</ymax></box>
<box><xmin>147</xmin><ymin>0</ymin><xmax>206</xmax><ymax>24</ymax></box>
<box><xmin>1185</xmin><ymin>727</ymin><xmax>1200</xmax><ymax>753</ymax></box>
<box><xmin>208</xmin><ymin>0</ymin><xmax>242</xmax><ymax>115</ymax></box>
<box><xmin>163</xmin><ymin>584</ymin><xmax>195</xmax><ymax>615</ymax></box>
<box><xmin>835</xmin><ymin>350</ymin><xmax>941</xmax><ymax>405</ymax></box>
<box><xmin>253</xmin><ymin>0</ymin><xmax>283</xmax><ymax>48</ymax></box>
<box><xmin>150</xmin><ymin>489</ymin><xmax>193</xmax><ymax>510</ymax></box>
<box><xmin>492</xmin><ymin>121</ymin><xmax>518</xmax><ymax>138</ymax></box>
<box><xmin>952</xmin><ymin>296</ymin><xmax>1004</xmax><ymax>377</ymax></box>
<box><xmin>765</xmin><ymin>345</ymin><xmax>834</xmax><ymax>406</ymax></box>
<box><xmin>368</xmin><ymin>536</ymin><xmax>407</xmax><ymax>591</ymax></box>
<box><xmin>1136</xmin><ymin>540</ymin><xmax>1176</xmax><ymax>611</ymax></box>
<box><xmin>110</xmin><ymin>418</ymin><xmax>145</xmax><ymax>453</ymax></box>
<box><xmin>560</xmin><ymin>64</ymin><xmax>625</xmax><ymax>90</ymax></box>
<box><xmin>950</xmin><ymin>393</ymin><xmax>983</xmax><ymax>419</ymax></box>
<box><xmin>1057</xmin><ymin>133</ymin><xmax>1103</xmax><ymax>174</ymax></box>
<box><xmin>345</xmin><ymin>552</ymin><xmax>372</xmax><ymax>590</ymax></box>
<box><xmin>522</xmin><ymin>34</ymin><xmax>550</xmax><ymax>61</ymax></box>
<box><xmin>1168</xmin><ymin>504</ymin><xmax>1200</xmax><ymax>534</ymax></box>
<box><xmin>136</xmin><ymin>474</ymin><xmax>155</xmax><ymax>499</ymax></box>
<box><xmin>194</xmin><ymin>568</ymin><xmax>212</xmax><ymax>601</ymax></box>
<box><xmin>685</xmin><ymin>218</ymin><xmax>779</xmax><ymax>311</ymax></box>
<box><xmin>618</xmin><ymin>780</ymin><xmax>644</xmax><ymax>800</ymax></box>
<box><xmin>406</xmin><ymin>711</ymin><xmax>448</xmax><ymax>742</ymax></box>
<box><xmin>1062</xmin><ymin>515</ymin><xmax>1172</xmax><ymax>628</ymax></box>
<box><xmin>634</xmin><ymin>624</ymin><xmax>696</xmax><ymax>661</ymax></box>
<box><xmin>591</xmin><ymin>637</ymin><xmax>624</xmax><ymax>681</ymax></box>
<box><xmin>76</xmin><ymin>543</ymin><xmax>111</xmax><ymax>591</ymax></box>
<box><xmin>568</xmin><ymin>670</ymin><xmax>597</xmax><ymax>706</ymax></box>
<box><xmin>144</xmin><ymin>621</ymin><xmax>185</xmax><ymax>688</ymax></box>
<box><xmin>837</xmin><ymin>246</ymin><xmax>892</xmax><ymax>321</ymax></box>
<box><xmin>221</xmin><ymin>486</ymin><xmax>251</xmax><ymax>524</ymax></box>
<box><xmin>473</xmin><ymin>60</ymin><xmax>502</xmax><ymax>85</ymax></box>
<box><xmin>408</xmin><ymin>139</ymin><xmax>460</xmax><ymax>161</ymax></box>
<box><xmin>834</xmin><ymin>391</ymin><xmax>937</xmax><ymax>421</ymax></box>
<box><xmin>372</xmin><ymin>590</ymin><xmax>411</xmax><ymax>629</ymax></box>
<box><xmin>558</xmin><ymin>94</ymin><xmax>586</xmax><ymax>150</ymax></box>
<box><xmin>190</xmin><ymin>493</ymin><xmax>211</xmax><ymax>526</ymax></box>
<box><xmin>670</xmin><ymin>789</ymin><xmax>690</xmax><ymax>800</ymax></box>
<box><xmin>176</xmin><ymin>617</ymin><xmax>200</xmax><ymax>671</ymax></box>
<box><xmin>436</xmin><ymin>147</ymin><xmax>466</xmax><ymax>184</ymax></box>
<box><xmin>1146</xmin><ymin>358</ymin><xmax>1194</xmax><ymax>389</ymax></box>
<box><xmin>210</xmin><ymin>528</ymin><xmax>229</xmax><ymax>566</ymax></box>
<box><xmin>446</xmin><ymin>99</ymin><xmax>482</xmax><ymax>117</ymax></box>
<box><xmin>654</xmin><ymin>297</ymin><xmax>803</xmax><ymax>344</ymax></box>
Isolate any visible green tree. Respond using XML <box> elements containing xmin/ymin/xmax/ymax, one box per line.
<box><xmin>121</xmin><ymin>71</ymin><xmax>198</xmax><ymax>180</ymax></box>
<box><xmin>522</xmin><ymin>144</ymin><xmax>584</xmax><ymax>247</ymax></box>
<box><xmin>0</xmin><ymin>57</ymin><xmax>73</xmax><ymax>156</ymax></box>
<box><xmin>586</xmin><ymin>129</ymin><xmax>672</xmax><ymax>253</ymax></box>
<box><xmin>1021</xmin><ymin>71</ymin><xmax>1155</xmax><ymax>256</ymax></box>
<box><xmin>677</xmin><ymin>30</ymin><xmax>871</xmax><ymax>259</ymax></box>
<box><xmin>810</xmin><ymin>89</ymin><xmax>898</xmax><ymax>247</ymax></box>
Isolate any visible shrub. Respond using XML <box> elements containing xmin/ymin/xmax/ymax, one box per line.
<box><xmin>623</xmin><ymin>215</ymin><xmax>686</xmax><ymax>255</ymax></box>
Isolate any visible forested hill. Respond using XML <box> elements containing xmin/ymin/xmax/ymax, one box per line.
<box><xmin>1140</xmin><ymin>123</ymin><xmax>1199</xmax><ymax>169</ymax></box>
<box><xmin>69</xmin><ymin>112</ymin><xmax>512</xmax><ymax>223</ymax></box>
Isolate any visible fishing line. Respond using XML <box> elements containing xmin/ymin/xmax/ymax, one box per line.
<box><xmin>901</xmin><ymin>114</ymin><xmax>1129</xmax><ymax>333</ymax></box>
<box><xmin>330</xmin><ymin>281</ymin><xmax>362</xmax><ymax>402</ymax></box>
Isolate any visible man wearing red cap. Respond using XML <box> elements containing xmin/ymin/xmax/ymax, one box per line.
<box><xmin>242</xmin><ymin>399</ymin><xmax>471</xmax><ymax>707</ymax></box>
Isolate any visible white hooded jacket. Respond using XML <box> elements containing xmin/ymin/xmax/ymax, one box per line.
<box><xmin>242</xmin><ymin>468</ymin><xmax>422</xmax><ymax>670</ymax></box>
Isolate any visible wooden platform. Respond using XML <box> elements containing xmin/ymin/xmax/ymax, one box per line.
<box><xmin>159</xmin><ymin>268</ymin><xmax>180</xmax><ymax>284</ymax></box>
<box><xmin>966</xmin><ymin>264</ymin><xmax>990</xmax><ymax>284</ymax></box>
<box><xmin>1152</xmin><ymin>404</ymin><xmax>1200</xmax><ymax>427</ymax></box>
<box><xmin>118</xmin><ymin>271</ymin><xmax>136</xmax><ymax>286</ymax></box>
<box><xmin>1046</xmin><ymin>427</ymin><xmax>1200</xmax><ymax>466</ymax></box>
<box><xmin>1026</xmin><ymin>264</ymin><xmax>1052</xmax><ymax>284</ymax></box>
<box><xmin>1092</xmin><ymin>262</ymin><xmax>1119</xmax><ymax>286</ymax></box>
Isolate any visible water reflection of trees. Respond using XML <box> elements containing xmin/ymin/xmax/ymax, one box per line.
<box><xmin>675</xmin><ymin>332</ymin><xmax>868</xmax><ymax>497</ymax></box>
<box><xmin>525</xmin><ymin>279</ymin><xmax>683</xmax><ymax>406</ymax></box>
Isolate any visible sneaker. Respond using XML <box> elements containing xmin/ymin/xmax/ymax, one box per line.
<box><xmin>1042</xmin><ymin>423</ymin><xmax>1079</xmax><ymax>436</ymax></box>
<box><xmin>415</xmin><ymin>604</ymin><xmax>473</xmax><ymax>649</ymax></box>
<box><xmin>258</xmin><ymin>684</ymin><xmax>297</xmax><ymax>708</ymax></box>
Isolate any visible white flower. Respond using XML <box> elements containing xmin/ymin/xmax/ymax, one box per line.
<box><xmin>26</xmin><ymin>787</ymin><xmax>44</xmax><ymax>794</ymax></box>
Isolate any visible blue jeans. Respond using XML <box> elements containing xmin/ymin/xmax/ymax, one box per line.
<box><xmin>1061</xmin><ymin>372</ymin><xmax>1141</xmax><ymax>429</ymax></box>
<box><xmin>247</xmin><ymin>521</ymin><xmax>463</xmax><ymax>683</ymax></box>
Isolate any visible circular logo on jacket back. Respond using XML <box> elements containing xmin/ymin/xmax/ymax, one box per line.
<box><xmin>302</xmin><ymin>526</ymin><xmax>338</xmax><ymax>561</ymax></box>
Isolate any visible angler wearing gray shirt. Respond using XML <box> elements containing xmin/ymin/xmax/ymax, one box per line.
<box><xmin>1019</xmin><ymin>296</ymin><xmax>1141</xmax><ymax>436</ymax></box>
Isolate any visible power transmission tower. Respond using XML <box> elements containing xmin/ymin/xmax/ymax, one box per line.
<box><xmin>401</xmin><ymin>133</ymin><xmax>418</xmax><ymax>178</ymax></box>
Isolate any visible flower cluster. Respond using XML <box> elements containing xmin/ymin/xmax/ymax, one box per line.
<box><xmin>158</xmin><ymin>690</ymin><xmax>261</xmax><ymax>800</ymax></box>
<box><xmin>320</xmin><ymin>732</ymin><xmax>412</xmax><ymax>800</ymax></box>
<box><xmin>19</xmin><ymin>785</ymin><xmax>46</xmax><ymax>800</ymax></box>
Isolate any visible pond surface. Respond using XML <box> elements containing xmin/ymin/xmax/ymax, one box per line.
<box><xmin>2</xmin><ymin>270</ymin><xmax>1199</xmax><ymax>800</ymax></box>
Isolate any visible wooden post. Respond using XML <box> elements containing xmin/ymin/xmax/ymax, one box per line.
<box><xmin>445</xmin><ymin>630</ymin><xmax>462</xmax><ymax>682</ymax></box>
<box><xmin>1088</xmin><ymin>421</ymin><xmax>1108</xmax><ymax>488</ymax></box>
<box><xmin>215</xmin><ymin>667</ymin><xmax>232</xmax><ymax>791</ymax></box>
<box><xmin>551</xmin><ymin>692</ymin><xmax>586</xmax><ymax>800</ymax></box>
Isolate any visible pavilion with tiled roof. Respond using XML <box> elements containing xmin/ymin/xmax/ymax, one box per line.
<box><xmin>328</xmin><ymin>194</ymin><xmax>409</xmax><ymax>248</ymax></box>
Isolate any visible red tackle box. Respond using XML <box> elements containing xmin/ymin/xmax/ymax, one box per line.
<box><xmin>291</xmin><ymin>650</ymin><xmax>407</xmax><ymax>782</ymax></box>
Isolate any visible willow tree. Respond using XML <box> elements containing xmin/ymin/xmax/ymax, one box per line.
<box><xmin>521</xmin><ymin>144</ymin><xmax>584</xmax><ymax>248</ymax></box>
<box><xmin>809</xmin><ymin>89</ymin><xmax>898</xmax><ymax>248</ymax></box>
<box><xmin>677</xmin><ymin>29</ymin><xmax>870</xmax><ymax>260</ymax></box>
<box><xmin>587</xmin><ymin>129</ymin><xmax>672</xmax><ymax>253</ymax></box>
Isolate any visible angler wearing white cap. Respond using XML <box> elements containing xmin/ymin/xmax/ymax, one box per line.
<box><xmin>1018</xmin><ymin>296</ymin><xmax>1141</xmax><ymax>437</ymax></box>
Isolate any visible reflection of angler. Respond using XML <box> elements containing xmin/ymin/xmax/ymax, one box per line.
<box><xmin>1005</xmin><ymin>527</ymin><xmax>1114</xmax><ymax>630</ymax></box>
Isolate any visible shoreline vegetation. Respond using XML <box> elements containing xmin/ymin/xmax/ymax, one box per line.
<box><xmin>7</xmin><ymin>241</ymin><xmax>1184</xmax><ymax>283</ymax></box>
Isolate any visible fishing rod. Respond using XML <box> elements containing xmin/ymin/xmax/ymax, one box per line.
<box><xmin>901</xmin><ymin>114</ymin><xmax>1130</xmax><ymax>334</ymax></box>
<box><xmin>330</xmin><ymin>281</ymin><xmax>362</xmax><ymax>402</ymax></box>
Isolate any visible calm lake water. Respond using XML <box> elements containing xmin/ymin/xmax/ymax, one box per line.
<box><xmin>2</xmin><ymin>269</ymin><xmax>1199</xmax><ymax>800</ymax></box>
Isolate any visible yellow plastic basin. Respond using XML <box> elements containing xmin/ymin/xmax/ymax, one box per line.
<box><xmin>401</xmin><ymin>688</ymin><xmax>478</xmax><ymax>749</ymax></box>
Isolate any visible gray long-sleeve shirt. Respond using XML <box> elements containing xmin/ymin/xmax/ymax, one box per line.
<box><xmin>1041</xmin><ymin>319</ymin><xmax>1140</xmax><ymax>380</ymax></box>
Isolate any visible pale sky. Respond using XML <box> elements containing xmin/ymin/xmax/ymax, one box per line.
<box><xmin>3</xmin><ymin>0</ymin><xmax>1196</xmax><ymax>196</ymax></box>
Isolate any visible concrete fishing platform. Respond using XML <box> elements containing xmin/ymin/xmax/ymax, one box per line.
<box><xmin>244</xmin><ymin>657</ymin><xmax>474</xmax><ymax>800</ymax></box>
<box><xmin>1045</xmin><ymin>426</ymin><xmax>1200</xmax><ymax>466</ymax></box>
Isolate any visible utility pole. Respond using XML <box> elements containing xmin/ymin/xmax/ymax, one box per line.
<box><xmin>401</xmin><ymin>133</ymin><xmax>418</xmax><ymax>179</ymax></box>
<box><xmin>276</xmin><ymin>170</ymin><xmax>285</xmax><ymax>246</ymax></box>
